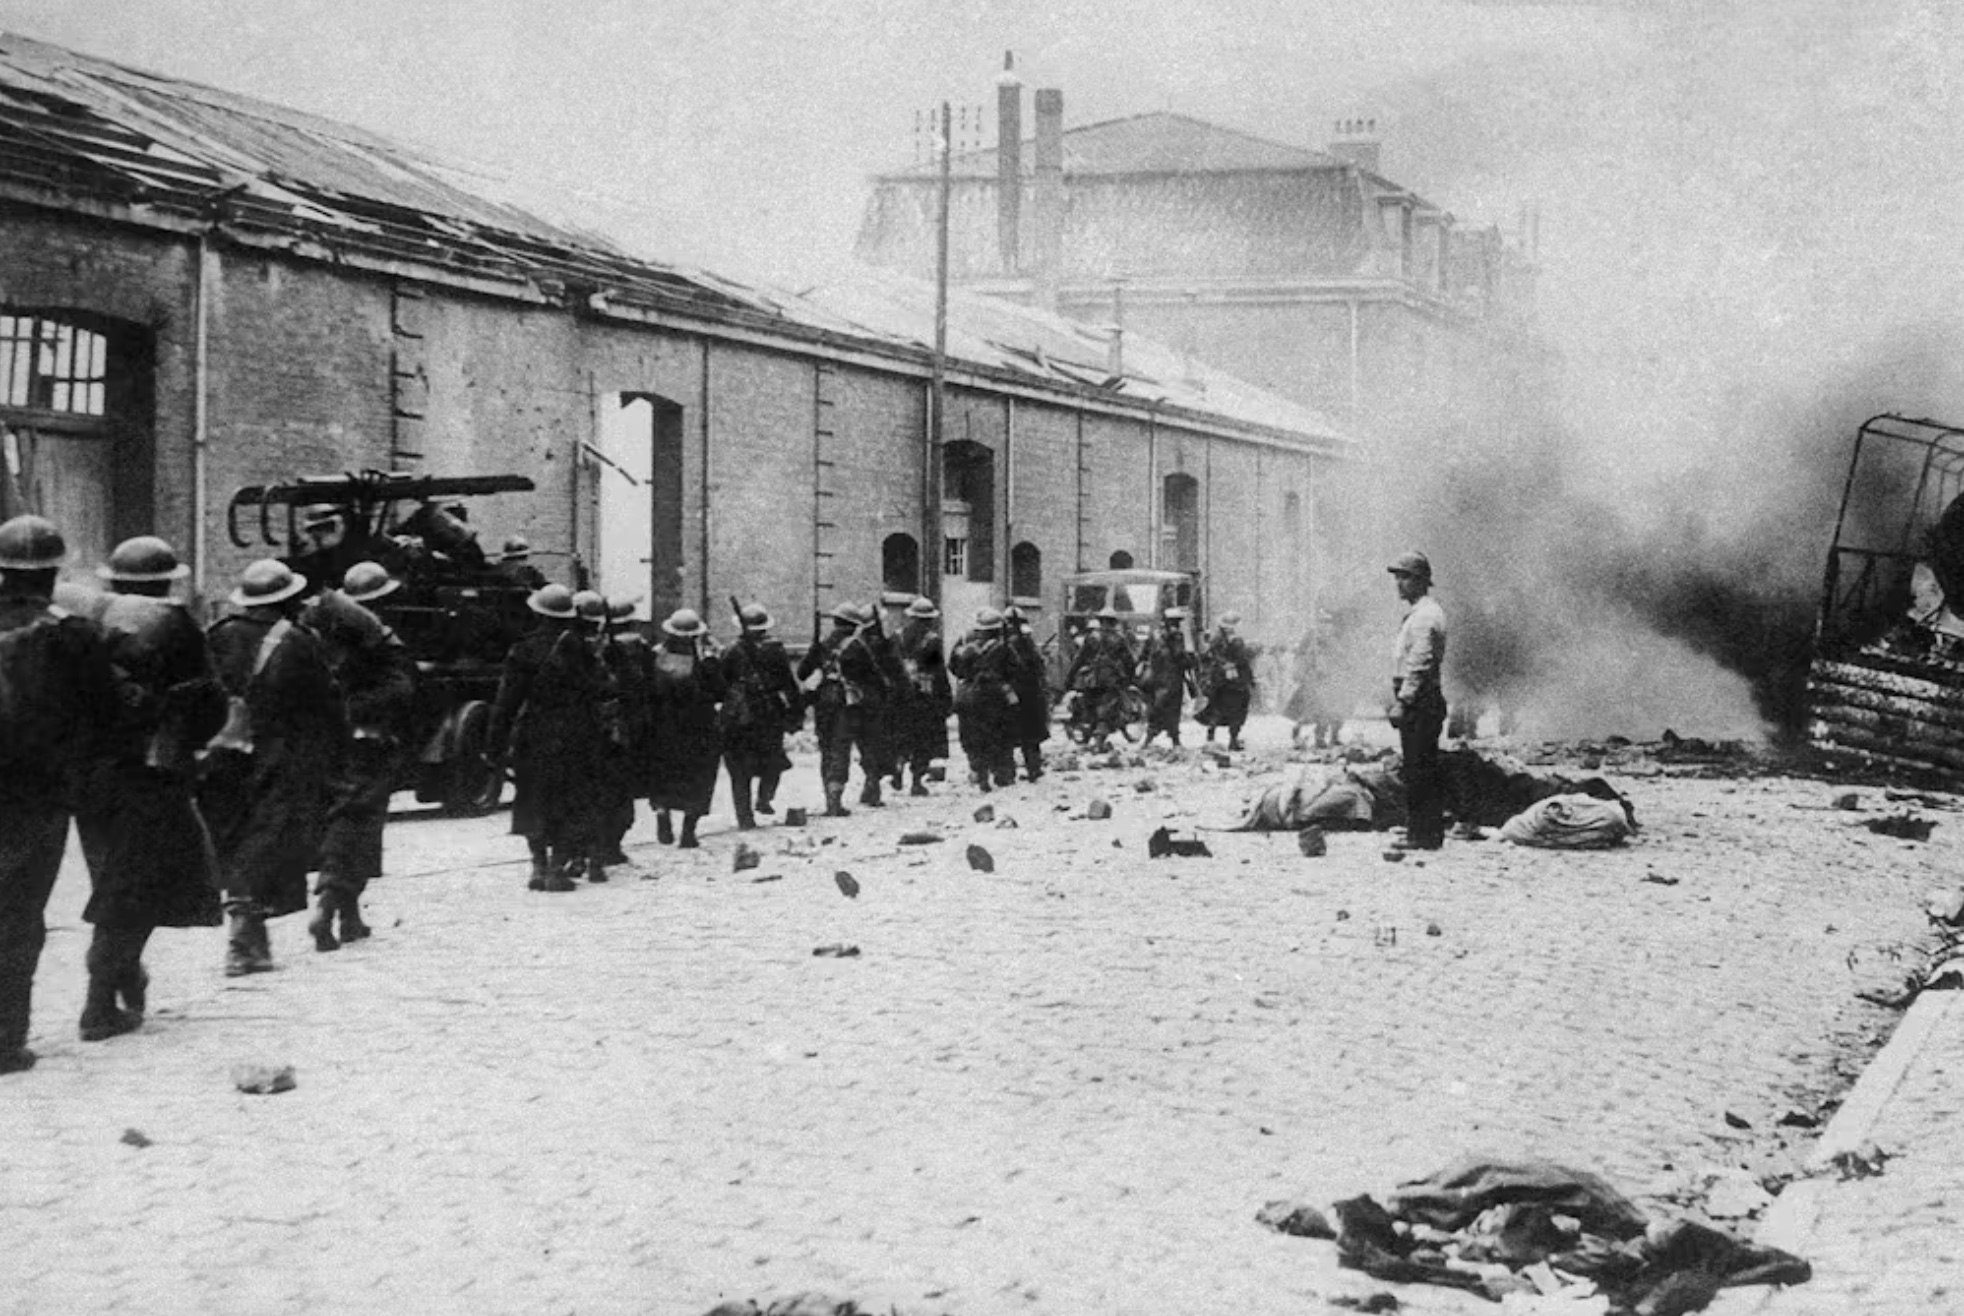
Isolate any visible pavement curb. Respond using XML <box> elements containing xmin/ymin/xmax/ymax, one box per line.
<box><xmin>1707</xmin><ymin>987</ymin><xmax>1962</xmax><ymax>1315</ymax></box>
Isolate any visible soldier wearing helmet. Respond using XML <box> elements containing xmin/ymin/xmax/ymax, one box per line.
<box><xmin>1137</xmin><ymin>606</ymin><xmax>1198</xmax><ymax>749</ymax></box>
<box><xmin>199</xmin><ymin>558</ymin><xmax>348</xmax><ymax>978</ymax></box>
<box><xmin>293</xmin><ymin>563</ymin><xmax>416</xmax><ymax>951</ymax></box>
<box><xmin>590</xmin><ymin>597</ymin><xmax>652</xmax><ymax>875</ymax></box>
<box><xmin>494</xmin><ymin>536</ymin><xmax>548</xmax><ymax>592</ymax></box>
<box><xmin>796</xmin><ymin>601</ymin><xmax>889</xmax><ymax>817</ymax></box>
<box><xmin>719</xmin><ymin>602</ymin><xmax>802</xmax><ymax>828</ymax></box>
<box><xmin>1001</xmin><ymin>604</ymin><xmax>1050</xmax><ymax>781</ymax></box>
<box><xmin>0</xmin><ymin>515</ymin><xmax>121</xmax><ymax>1074</ymax></box>
<box><xmin>70</xmin><ymin>535</ymin><xmax>224</xmax><ymax>1044</ymax></box>
<box><xmin>1198</xmin><ymin>611</ymin><xmax>1256</xmax><ymax>752</ymax></box>
<box><xmin>1063</xmin><ymin>603</ymin><xmax>1135</xmax><ymax>752</ymax></box>
<box><xmin>488</xmin><ymin>583</ymin><xmax>609</xmax><ymax>890</ymax></box>
<box><xmin>1387</xmin><ymin>551</ymin><xmax>1448</xmax><ymax>851</ymax></box>
<box><xmin>948</xmin><ymin>607</ymin><xmax>1017</xmax><ymax>790</ymax></box>
<box><xmin>645</xmin><ymin>608</ymin><xmax>728</xmax><ymax>849</ymax></box>
<box><xmin>891</xmin><ymin>596</ymin><xmax>952</xmax><ymax>797</ymax></box>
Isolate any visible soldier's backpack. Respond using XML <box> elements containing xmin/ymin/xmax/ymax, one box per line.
<box><xmin>199</xmin><ymin>619</ymin><xmax>292</xmax><ymax>768</ymax></box>
<box><xmin>0</xmin><ymin>608</ymin><xmax>74</xmax><ymax>762</ymax></box>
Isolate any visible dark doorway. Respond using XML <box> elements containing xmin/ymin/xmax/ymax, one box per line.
<box><xmin>1109</xmin><ymin>549</ymin><xmax>1134</xmax><ymax>569</ymax></box>
<box><xmin>1162</xmin><ymin>472</ymin><xmax>1200</xmax><ymax>573</ymax></box>
<box><xmin>1011</xmin><ymin>540</ymin><xmax>1042</xmax><ymax>600</ymax></box>
<box><xmin>883</xmin><ymin>532</ymin><xmax>921</xmax><ymax>596</ymax></box>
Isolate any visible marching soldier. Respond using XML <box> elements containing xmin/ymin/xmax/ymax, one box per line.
<box><xmin>1199</xmin><ymin>612</ymin><xmax>1256</xmax><ymax>751</ymax></box>
<box><xmin>0</xmin><ymin>515</ymin><xmax>120</xmax><ymax>1073</ymax></box>
<box><xmin>494</xmin><ymin>536</ymin><xmax>549</xmax><ymax>592</ymax></box>
<box><xmin>949</xmin><ymin>608</ymin><xmax>1018</xmax><ymax>790</ymax></box>
<box><xmin>720</xmin><ymin>603</ymin><xmax>801</xmax><ymax>828</ymax></box>
<box><xmin>859</xmin><ymin>604</ymin><xmax>906</xmax><ymax>806</ymax></box>
<box><xmin>893</xmin><ymin>596</ymin><xmax>951</xmax><ymax>796</ymax></box>
<box><xmin>1002</xmin><ymin>605</ymin><xmax>1050</xmax><ymax>782</ymax></box>
<box><xmin>489</xmin><ymin>583</ymin><xmax>607</xmax><ymax>891</ymax></box>
<box><xmin>72</xmin><ymin>536</ymin><xmax>224</xmax><ymax>1041</ymax></box>
<box><xmin>646</xmin><ymin>608</ymin><xmax>727</xmax><ymax>849</ymax></box>
<box><xmin>594</xmin><ymin>597</ymin><xmax>652</xmax><ymax>873</ymax></box>
<box><xmin>1064</xmin><ymin>605</ymin><xmax>1133</xmax><ymax>751</ymax></box>
<box><xmin>797</xmin><ymin>602</ymin><xmax>888</xmax><ymax>817</ymax></box>
<box><xmin>1136</xmin><ymin>607</ymin><xmax>1197</xmax><ymax>748</ymax></box>
<box><xmin>301</xmin><ymin>562</ymin><xmax>416</xmax><ymax>950</ymax></box>
<box><xmin>202</xmin><ymin>559</ymin><xmax>347</xmax><ymax>977</ymax></box>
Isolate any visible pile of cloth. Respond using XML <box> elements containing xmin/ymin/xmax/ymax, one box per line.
<box><xmin>1323</xmin><ymin>1158</ymin><xmax>1809</xmax><ymax>1313</ymax></box>
<box><xmin>1226</xmin><ymin>749</ymin><xmax>1634</xmax><ymax>844</ymax></box>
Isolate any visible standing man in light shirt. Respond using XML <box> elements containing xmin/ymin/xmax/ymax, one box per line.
<box><xmin>1387</xmin><ymin>551</ymin><xmax>1448</xmax><ymax>851</ymax></box>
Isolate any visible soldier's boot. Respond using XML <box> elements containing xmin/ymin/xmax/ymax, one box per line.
<box><xmin>0</xmin><ymin>941</ymin><xmax>41</xmax><ymax>1074</ymax></box>
<box><xmin>307</xmin><ymin>886</ymin><xmax>342</xmax><ymax>953</ymax></box>
<box><xmin>1205</xmin><ymin>727</ymin><xmax>1217</xmax><ymax>744</ymax></box>
<box><xmin>79</xmin><ymin>931</ymin><xmax>141</xmax><ymax>1042</ymax></box>
<box><xmin>755</xmin><ymin>774</ymin><xmax>779</xmax><ymax>816</ymax></box>
<box><xmin>1021</xmin><ymin>745</ymin><xmax>1044</xmax><ymax>783</ymax></box>
<box><xmin>656</xmin><ymin>811</ymin><xmax>675</xmax><ymax>845</ymax></box>
<box><xmin>678</xmin><ymin>813</ymin><xmax>702</xmax><ymax>849</ymax></box>
<box><xmin>112</xmin><ymin>926</ymin><xmax>152</xmax><ymax>1018</ymax></box>
<box><xmin>338</xmin><ymin>892</ymin><xmax>372</xmax><ymax>942</ymax></box>
<box><xmin>527</xmin><ymin>838</ymin><xmax>552</xmax><ymax>891</ymax></box>
<box><xmin>859</xmin><ymin>779</ymin><xmax>884</xmax><ymax>808</ymax></box>
<box><xmin>541</xmin><ymin>844</ymin><xmax>578</xmax><ymax>893</ymax></box>
<box><xmin>909</xmin><ymin>764</ymin><xmax>930</xmax><ymax>797</ymax></box>
<box><xmin>1229</xmin><ymin>731</ymin><xmax>1245</xmax><ymax>751</ymax></box>
<box><xmin>587</xmin><ymin>854</ymin><xmax>610</xmax><ymax>883</ymax></box>
<box><xmin>732</xmin><ymin>775</ymin><xmax>757</xmax><ymax>831</ymax></box>
<box><xmin>224</xmin><ymin>900</ymin><xmax>274</xmax><ymax>978</ymax></box>
<box><xmin>823</xmin><ymin>784</ymin><xmax>852</xmax><ymax>818</ymax></box>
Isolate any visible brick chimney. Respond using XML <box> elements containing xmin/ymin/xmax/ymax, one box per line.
<box><xmin>1031</xmin><ymin>88</ymin><xmax>1065</xmax><ymax>309</ymax></box>
<box><xmin>995</xmin><ymin>53</ymin><xmax>1022</xmax><ymax>274</ymax></box>
<box><xmin>1329</xmin><ymin>117</ymin><xmax>1382</xmax><ymax>175</ymax></box>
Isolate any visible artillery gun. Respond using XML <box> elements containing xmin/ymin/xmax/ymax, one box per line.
<box><xmin>1808</xmin><ymin>415</ymin><xmax>1964</xmax><ymax>776</ymax></box>
<box><xmin>227</xmin><ymin>469</ymin><xmax>541</xmax><ymax>813</ymax></box>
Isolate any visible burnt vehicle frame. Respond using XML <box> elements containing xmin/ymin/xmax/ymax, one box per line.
<box><xmin>1808</xmin><ymin>413</ymin><xmax>1964</xmax><ymax>776</ymax></box>
<box><xmin>228</xmin><ymin>469</ymin><xmax>539</xmax><ymax>813</ymax></box>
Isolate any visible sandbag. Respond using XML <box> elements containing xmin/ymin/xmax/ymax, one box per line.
<box><xmin>1498</xmin><ymin>793</ymin><xmax>1634</xmax><ymax>849</ymax></box>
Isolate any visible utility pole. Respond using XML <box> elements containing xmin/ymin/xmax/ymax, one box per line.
<box><xmin>926</xmin><ymin>99</ymin><xmax>951</xmax><ymax>606</ymax></box>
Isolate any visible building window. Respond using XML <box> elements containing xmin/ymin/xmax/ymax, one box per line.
<box><xmin>1011</xmin><ymin>541</ymin><xmax>1042</xmax><ymax>599</ymax></box>
<box><xmin>1</xmin><ymin>314</ymin><xmax>108</xmax><ymax>416</ymax></box>
<box><xmin>943</xmin><ymin>536</ymin><xmax>969</xmax><ymax>578</ymax></box>
<box><xmin>883</xmin><ymin>532</ymin><xmax>921</xmax><ymax>595</ymax></box>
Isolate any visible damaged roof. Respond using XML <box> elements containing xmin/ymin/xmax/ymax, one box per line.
<box><xmin>0</xmin><ymin>33</ymin><xmax>1348</xmax><ymax>449</ymax></box>
<box><xmin>881</xmin><ymin>110</ymin><xmax>1349</xmax><ymax>181</ymax></box>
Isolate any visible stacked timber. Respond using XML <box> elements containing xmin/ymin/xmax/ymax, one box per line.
<box><xmin>1808</xmin><ymin>646</ymin><xmax>1964</xmax><ymax>774</ymax></box>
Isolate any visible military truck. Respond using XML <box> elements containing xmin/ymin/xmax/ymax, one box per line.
<box><xmin>1048</xmin><ymin>567</ymin><xmax>1203</xmax><ymax>743</ymax></box>
<box><xmin>227</xmin><ymin>469</ymin><xmax>539</xmax><ymax>813</ymax></box>
<box><xmin>1806</xmin><ymin>414</ymin><xmax>1964</xmax><ymax>776</ymax></box>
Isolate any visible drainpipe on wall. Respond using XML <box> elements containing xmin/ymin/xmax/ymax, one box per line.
<box><xmin>1002</xmin><ymin>396</ymin><xmax>1014</xmax><ymax>602</ymax></box>
<box><xmin>1146</xmin><ymin>405</ymin><xmax>1158</xmax><ymax>569</ymax></box>
<box><xmin>191</xmin><ymin>231</ymin><xmax>213</xmax><ymax>604</ymax></box>
<box><xmin>700</xmin><ymin>340</ymin><xmax>712</xmax><ymax>616</ymax></box>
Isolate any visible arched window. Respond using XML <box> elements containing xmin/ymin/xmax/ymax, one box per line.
<box><xmin>883</xmin><ymin>532</ymin><xmax>921</xmax><ymax>595</ymax></box>
<box><xmin>1162</xmin><ymin>472</ymin><xmax>1200</xmax><ymax>573</ymax></box>
<box><xmin>1109</xmin><ymin>549</ymin><xmax>1134</xmax><ymax>569</ymax></box>
<box><xmin>1011</xmin><ymin>540</ymin><xmax>1042</xmax><ymax>600</ymax></box>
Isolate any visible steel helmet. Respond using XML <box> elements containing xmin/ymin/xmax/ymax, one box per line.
<box><xmin>661</xmin><ymin>607</ymin><xmax>707</xmax><ymax>637</ymax></box>
<box><xmin>905</xmin><ymin>596</ymin><xmax>939</xmax><ymax>619</ymax></box>
<box><xmin>229</xmin><ymin>558</ymin><xmax>308</xmax><ymax>608</ymax></box>
<box><xmin>606</xmin><ymin>596</ymin><xmax>639</xmax><ymax>622</ymax></box>
<box><xmin>739</xmin><ymin>603</ymin><xmax>774</xmax><ymax>631</ymax></box>
<box><xmin>341</xmin><ymin>561</ymin><xmax>400</xmax><ymax>604</ymax></box>
<box><xmin>527</xmin><ymin>583</ymin><xmax>576</xmax><ymax>619</ymax></box>
<box><xmin>0</xmin><ymin>515</ymin><xmax>66</xmax><ymax>570</ymax></box>
<box><xmin>99</xmin><ymin>535</ymin><xmax>188</xmax><ymax>583</ymax></box>
<box><xmin>974</xmin><ymin>607</ymin><xmax>1004</xmax><ymax>631</ymax></box>
<box><xmin>1003</xmin><ymin>604</ymin><xmax>1026</xmax><ymax>623</ymax></box>
<box><xmin>501</xmin><ymin>535</ymin><xmax>532</xmax><ymax>562</ymax></box>
<box><xmin>828</xmin><ymin>601</ymin><xmax>862</xmax><ymax>626</ymax></box>
<box><xmin>572</xmin><ymin>589</ymin><xmax>608</xmax><ymax>623</ymax></box>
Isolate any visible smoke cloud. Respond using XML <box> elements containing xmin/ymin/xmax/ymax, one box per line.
<box><xmin>1338</xmin><ymin>0</ymin><xmax>1964</xmax><ymax>742</ymax></box>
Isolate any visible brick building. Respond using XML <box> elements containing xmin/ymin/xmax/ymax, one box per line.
<box><xmin>855</xmin><ymin>75</ymin><xmax>1542</xmax><ymax>443</ymax></box>
<box><xmin>0</xmin><ymin>34</ymin><xmax>1347</xmax><ymax>644</ymax></box>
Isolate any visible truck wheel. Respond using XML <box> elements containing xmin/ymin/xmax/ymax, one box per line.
<box><xmin>442</xmin><ymin>701</ymin><xmax>503</xmax><ymax>815</ymax></box>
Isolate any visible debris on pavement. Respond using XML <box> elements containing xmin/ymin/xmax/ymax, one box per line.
<box><xmin>733</xmin><ymin>843</ymin><xmax>761</xmax><ymax>872</ymax></box>
<box><xmin>1861</xmin><ymin>813</ymin><xmax>1935</xmax><ymax>841</ymax></box>
<box><xmin>231</xmin><ymin>1064</ymin><xmax>296</xmax><ymax>1095</ymax></box>
<box><xmin>833</xmin><ymin>871</ymin><xmax>859</xmax><ymax>899</ymax></box>
<box><xmin>1722</xmin><ymin>1110</ymin><xmax>1752</xmax><ymax>1130</ymax></box>
<box><xmin>1301</xmin><ymin>1158</ymin><xmax>1810</xmax><ymax>1312</ymax></box>
<box><xmin>1641</xmin><ymin>872</ymin><xmax>1679</xmax><ymax>886</ymax></box>
<box><xmin>973</xmin><ymin>803</ymin><xmax>994</xmax><ymax>823</ymax></box>
<box><xmin>1498</xmin><ymin>795</ymin><xmax>1635</xmax><ymax>849</ymax></box>
<box><xmin>1328</xmin><ymin>1294</ymin><xmax>1402</xmax><ymax>1312</ymax></box>
<box><xmin>897</xmin><ymin>830</ymin><xmax>943</xmax><ymax>845</ymax></box>
<box><xmin>751</xmin><ymin>874</ymin><xmax>782</xmax><ymax>884</ymax></box>
<box><xmin>1382</xmin><ymin>849</ymin><xmax>1406</xmax><ymax>863</ymax></box>
<box><xmin>119</xmin><ymin>1128</ymin><xmax>152</xmax><ymax>1148</ymax></box>
<box><xmin>1926</xmin><ymin>888</ymin><xmax>1964</xmax><ymax>925</ymax></box>
<box><xmin>1701</xmin><ymin>1169</ymin><xmax>1774</xmax><ymax>1220</ymax></box>
<box><xmin>781</xmin><ymin>807</ymin><xmax>809</xmax><ymax>826</ymax></box>
<box><xmin>1255</xmin><ymin>1198</ymin><xmax>1336</xmax><ymax>1239</ymax></box>
<box><xmin>1146</xmin><ymin>826</ymin><xmax>1211</xmax><ymax>859</ymax></box>
<box><xmin>1825</xmin><ymin>1143</ymin><xmax>1892</xmax><ymax>1181</ymax></box>
<box><xmin>811</xmin><ymin>944</ymin><xmax>861</xmax><ymax>959</ymax></box>
<box><xmin>1297</xmin><ymin>826</ymin><xmax>1328</xmax><ymax>857</ymax></box>
<box><xmin>995</xmin><ymin>815</ymin><xmax>1019</xmax><ymax>829</ymax></box>
<box><xmin>965</xmin><ymin>844</ymin><xmax>995</xmax><ymax>873</ymax></box>
<box><xmin>1086</xmin><ymin>798</ymin><xmax>1113</xmax><ymax>820</ymax></box>
<box><xmin>1832</xmin><ymin>791</ymin><xmax>1862</xmax><ymax>811</ymax></box>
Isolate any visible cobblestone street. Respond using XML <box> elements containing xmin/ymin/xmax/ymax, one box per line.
<box><xmin>2</xmin><ymin>721</ymin><xmax>1951</xmax><ymax>1315</ymax></box>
